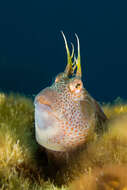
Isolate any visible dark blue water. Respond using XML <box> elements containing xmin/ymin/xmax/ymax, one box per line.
<box><xmin>0</xmin><ymin>0</ymin><xmax>127</xmax><ymax>102</ymax></box>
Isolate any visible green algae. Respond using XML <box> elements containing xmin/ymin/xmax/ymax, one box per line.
<box><xmin>0</xmin><ymin>93</ymin><xmax>67</xmax><ymax>190</ymax></box>
<box><xmin>1</xmin><ymin>93</ymin><xmax>127</xmax><ymax>190</ymax></box>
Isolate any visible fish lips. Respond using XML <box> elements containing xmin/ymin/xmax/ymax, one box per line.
<box><xmin>34</xmin><ymin>101</ymin><xmax>64</xmax><ymax>151</ymax></box>
<box><xmin>34</xmin><ymin>102</ymin><xmax>59</xmax><ymax>130</ymax></box>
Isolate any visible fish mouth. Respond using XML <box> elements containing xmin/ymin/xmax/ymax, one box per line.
<box><xmin>34</xmin><ymin>101</ymin><xmax>60</xmax><ymax>121</ymax></box>
<box><xmin>34</xmin><ymin>100</ymin><xmax>64</xmax><ymax>151</ymax></box>
<box><xmin>34</xmin><ymin>100</ymin><xmax>61</xmax><ymax>132</ymax></box>
<box><xmin>35</xmin><ymin>101</ymin><xmax>52</xmax><ymax>113</ymax></box>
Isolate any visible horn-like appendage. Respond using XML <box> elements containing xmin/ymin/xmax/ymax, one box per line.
<box><xmin>61</xmin><ymin>31</ymin><xmax>74</xmax><ymax>76</ymax></box>
<box><xmin>75</xmin><ymin>34</ymin><xmax>82</xmax><ymax>78</ymax></box>
<box><xmin>71</xmin><ymin>55</ymin><xmax>77</xmax><ymax>74</ymax></box>
<box><xmin>61</xmin><ymin>32</ymin><xmax>82</xmax><ymax>77</ymax></box>
<box><xmin>71</xmin><ymin>43</ymin><xmax>74</xmax><ymax>59</ymax></box>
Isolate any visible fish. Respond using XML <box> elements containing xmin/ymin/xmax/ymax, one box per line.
<box><xmin>34</xmin><ymin>32</ymin><xmax>107</xmax><ymax>153</ymax></box>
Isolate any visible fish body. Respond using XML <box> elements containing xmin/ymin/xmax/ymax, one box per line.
<box><xmin>34</xmin><ymin>33</ymin><xmax>107</xmax><ymax>153</ymax></box>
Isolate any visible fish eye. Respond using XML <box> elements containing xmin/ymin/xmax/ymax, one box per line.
<box><xmin>75</xmin><ymin>83</ymin><xmax>81</xmax><ymax>89</ymax></box>
<box><xmin>69</xmin><ymin>78</ymin><xmax>83</xmax><ymax>93</ymax></box>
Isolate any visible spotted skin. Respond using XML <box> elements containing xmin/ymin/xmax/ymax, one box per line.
<box><xmin>34</xmin><ymin>34</ymin><xmax>107</xmax><ymax>153</ymax></box>
<box><xmin>34</xmin><ymin>74</ymin><xmax>107</xmax><ymax>152</ymax></box>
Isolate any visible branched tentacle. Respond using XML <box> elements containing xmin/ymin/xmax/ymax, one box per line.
<box><xmin>61</xmin><ymin>32</ymin><xmax>82</xmax><ymax>78</ymax></box>
<box><xmin>75</xmin><ymin>33</ymin><xmax>82</xmax><ymax>78</ymax></box>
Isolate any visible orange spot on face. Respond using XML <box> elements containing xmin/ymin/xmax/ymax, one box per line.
<box><xmin>78</xmin><ymin>132</ymin><xmax>82</xmax><ymax>136</ymax></box>
<box><xmin>65</xmin><ymin>126</ymin><xmax>69</xmax><ymax>130</ymax></box>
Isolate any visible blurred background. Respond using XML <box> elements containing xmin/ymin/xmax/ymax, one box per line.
<box><xmin>0</xmin><ymin>0</ymin><xmax>127</xmax><ymax>102</ymax></box>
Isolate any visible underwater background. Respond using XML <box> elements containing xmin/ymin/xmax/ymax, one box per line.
<box><xmin>0</xmin><ymin>0</ymin><xmax>127</xmax><ymax>102</ymax></box>
<box><xmin>1</xmin><ymin>1</ymin><xmax>127</xmax><ymax>190</ymax></box>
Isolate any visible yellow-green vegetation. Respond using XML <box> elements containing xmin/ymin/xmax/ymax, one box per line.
<box><xmin>70</xmin><ymin>99</ymin><xmax>127</xmax><ymax>190</ymax></box>
<box><xmin>0</xmin><ymin>93</ymin><xmax>67</xmax><ymax>190</ymax></box>
<box><xmin>1</xmin><ymin>93</ymin><xmax>127</xmax><ymax>190</ymax></box>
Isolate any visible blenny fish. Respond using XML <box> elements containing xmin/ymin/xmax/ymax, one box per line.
<box><xmin>34</xmin><ymin>32</ymin><xmax>107</xmax><ymax>153</ymax></box>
